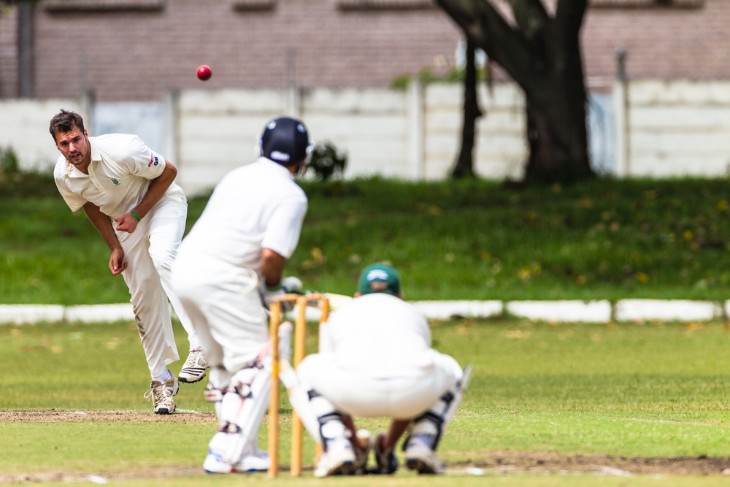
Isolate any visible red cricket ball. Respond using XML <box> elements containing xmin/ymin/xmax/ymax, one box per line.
<box><xmin>196</xmin><ymin>65</ymin><xmax>212</xmax><ymax>81</ymax></box>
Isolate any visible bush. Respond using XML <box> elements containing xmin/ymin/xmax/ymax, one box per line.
<box><xmin>306</xmin><ymin>141</ymin><xmax>347</xmax><ymax>182</ymax></box>
<box><xmin>0</xmin><ymin>146</ymin><xmax>20</xmax><ymax>182</ymax></box>
<box><xmin>0</xmin><ymin>145</ymin><xmax>56</xmax><ymax>198</ymax></box>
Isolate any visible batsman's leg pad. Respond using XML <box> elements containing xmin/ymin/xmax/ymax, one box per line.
<box><xmin>220</xmin><ymin>364</ymin><xmax>271</xmax><ymax>465</ymax></box>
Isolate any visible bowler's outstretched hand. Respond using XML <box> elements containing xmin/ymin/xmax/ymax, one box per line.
<box><xmin>109</xmin><ymin>247</ymin><xmax>128</xmax><ymax>275</ymax></box>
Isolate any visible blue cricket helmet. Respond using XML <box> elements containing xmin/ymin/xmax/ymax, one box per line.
<box><xmin>260</xmin><ymin>116</ymin><xmax>310</xmax><ymax>165</ymax></box>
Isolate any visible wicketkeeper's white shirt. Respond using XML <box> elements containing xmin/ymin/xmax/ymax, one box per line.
<box><xmin>321</xmin><ymin>293</ymin><xmax>436</xmax><ymax>377</ymax></box>
<box><xmin>54</xmin><ymin>134</ymin><xmax>184</xmax><ymax>217</ymax></box>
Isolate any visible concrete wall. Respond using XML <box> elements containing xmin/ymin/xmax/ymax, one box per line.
<box><xmin>164</xmin><ymin>81</ymin><xmax>528</xmax><ymax>194</ymax></box>
<box><xmin>4</xmin><ymin>79</ymin><xmax>730</xmax><ymax>196</ymax></box>
<box><xmin>620</xmin><ymin>80</ymin><xmax>730</xmax><ymax>177</ymax></box>
<box><xmin>0</xmin><ymin>98</ymin><xmax>88</xmax><ymax>172</ymax></box>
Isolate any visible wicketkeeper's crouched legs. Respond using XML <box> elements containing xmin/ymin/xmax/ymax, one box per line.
<box><xmin>402</xmin><ymin>356</ymin><xmax>470</xmax><ymax>474</ymax></box>
<box><xmin>292</xmin><ymin>351</ymin><xmax>468</xmax><ymax>475</ymax></box>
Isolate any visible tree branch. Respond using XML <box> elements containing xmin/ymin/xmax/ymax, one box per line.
<box><xmin>555</xmin><ymin>0</ymin><xmax>587</xmax><ymax>38</ymax></box>
<box><xmin>436</xmin><ymin>0</ymin><xmax>541</xmax><ymax>89</ymax></box>
<box><xmin>508</xmin><ymin>0</ymin><xmax>550</xmax><ymax>44</ymax></box>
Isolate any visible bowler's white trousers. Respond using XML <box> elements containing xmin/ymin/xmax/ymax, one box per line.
<box><xmin>297</xmin><ymin>350</ymin><xmax>462</xmax><ymax>419</ymax></box>
<box><xmin>116</xmin><ymin>193</ymin><xmax>197</xmax><ymax>379</ymax></box>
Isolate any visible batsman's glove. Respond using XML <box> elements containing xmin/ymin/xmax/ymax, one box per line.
<box><xmin>262</xmin><ymin>276</ymin><xmax>304</xmax><ymax>311</ymax></box>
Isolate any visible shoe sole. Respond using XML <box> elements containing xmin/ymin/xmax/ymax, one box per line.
<box><xmin>178</xmin><ymin>374</ymin><xmax>206</xmax><ymax>383</ymax></box>
<box><xmin>406</xmin><ymin>458</ymin><xmax>438</xmax><ymax>475</ymax></box>
<box><xmin>178</xmin><ymin>367</ymin><xmax>207</xmax><ymax>383</ymax></box>
<box><xmin>328</xmin><ymin>461</ymin><xmax>356</xmax><ymax>476</ymax></box>
<box><xmin>154</xmin><ymin>406</ymin><xmax>176</xmax><ymax>414</ymax></box>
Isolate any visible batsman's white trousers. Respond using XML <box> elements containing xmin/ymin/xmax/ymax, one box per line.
<box><xmin>116</xmin><ymin>193</ymin><xmax>197</xmax><ymax>378</ymax></box>
<box><xmin>171</xmin><ymin>254</ymin><xmax>269</xmax><ymax>380</ymax></box>
<box><xmin>297</xmin><ymin>351</ymin><xmax>462</xmax><ymax>419</ymax></box>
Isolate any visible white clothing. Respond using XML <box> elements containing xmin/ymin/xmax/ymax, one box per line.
<box><xmin>178</xmin><ymin>158</ymin><xmax>307</xmax><ymax>268</ymax></box>
<box><xmin>297</xmin><ymin>294</ymin><xmax>462</xmax><ymax>419</ymax></box>
<box><xmin>54</xmin><ymin>134</ymin><xmax>185</xmax><ymax>218</ymax></box>
<box><xmin>171</xmin><ymin>157</ymin><xmax>308</xmax><ymax>375</ymax></box>
<box><xmin>54</xmin><ymin>134</ymin><xmax>198</xmax><ymax>378</ymax></box>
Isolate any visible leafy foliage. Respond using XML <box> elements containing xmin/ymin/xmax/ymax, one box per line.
<box><xmin>5</xmin><ymin>177</ymin><xmax>730</xmax><ymax>303</ymax></box>
<box><xmin>305</xmin><ymin>141</ymin><xmax>347</xmax><ymax>182</ymax></box>
<box><xmin>0</xmin><ymin>146</ymin><xmax>56</xmax><ymax>199</ymax></box>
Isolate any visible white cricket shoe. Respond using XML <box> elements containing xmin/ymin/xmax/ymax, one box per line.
<box><xmin>178</xmin><ymin>347</ymin><xmax>208</xmax><ymax>383</ymax></box>
<box><xmin>145</xmin><ymin>372</ymin><xmax>179</xmax><ymax>415</ymax></box>
<box><xmin>203</xmin><ymin>448</ymin><xmax>232</xmax><ymax>474</ymax></box>
<box><xmin>203</xmin><ymin>433</ymin><xmax>270</xmax><ymax>474</ymax></box>
<box><xmin>204</xmin><ymin>449</ymin><xmax>269</xmax><ymax>474</ymax></box>
<box><xmin>314</xmin><ymin>439</ymin><xmax>356</xmax><ymax>478</ymax></box>
<box><xmin>404</xmin><ymin>436</ymin><xmax>444</xmax><ymax>475</ymax></box>
<box><xmin>233</xmin><ymin>450</ymin><xmax>270</xmax><ymax>472</ymax></box>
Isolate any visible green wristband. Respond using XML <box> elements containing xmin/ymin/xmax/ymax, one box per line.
<box><xmin>130</xmin><ymin>211</ymin><xmax>141</xmax><ymax>222</ymax></box>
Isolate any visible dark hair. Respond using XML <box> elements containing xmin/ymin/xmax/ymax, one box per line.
<box><xmin>49</xmin><ymin>110</ymin><xmax>86</xmax><ymax>140</ymax></box>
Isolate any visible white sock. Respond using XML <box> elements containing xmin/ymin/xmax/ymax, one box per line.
<box><xmin>154</xmin><ymin>369</ymin><xmax>174</xmax><ymax>382</ymax></box>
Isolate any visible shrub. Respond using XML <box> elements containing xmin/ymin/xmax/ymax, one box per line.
<box><xmin>306</xmin><ymin>141</ymin><xmax>347</xmax><ymax>182</ymax></box>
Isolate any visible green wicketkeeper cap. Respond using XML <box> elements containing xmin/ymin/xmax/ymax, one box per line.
<box><xmin>357</xmin><ymin>263</ymin><xmax>401</xmax><ymax>296</ymax></box>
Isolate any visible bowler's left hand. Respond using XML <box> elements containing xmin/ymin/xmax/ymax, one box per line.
<box><xmin>114</xmin><ymin>213</ymin><xmax>139</xmax><ymax>233</ymax></box>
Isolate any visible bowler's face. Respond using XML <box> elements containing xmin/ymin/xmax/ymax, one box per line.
<box><xmin>54</xmin><ymin>125</ymin><xmax>90</xmax><ymax>169</ymax></box>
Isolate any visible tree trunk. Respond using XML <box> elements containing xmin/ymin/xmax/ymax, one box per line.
<box><xmin>451</xmin><ymin>39</ymin><xmax>482</xmax><ymax>179</ymax></box>
<box><xmin>436</xmin><ymin>0</ymin><xmax>594</xmax><ymax>184</ymax></box>
<box><xmin>524</xmin><ymin>28</ymin><xmax>592</xmax><ymax>183</ymax></box>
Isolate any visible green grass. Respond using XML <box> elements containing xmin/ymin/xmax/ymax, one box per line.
<box><xmin>5</xmin><ymin>175</ymin><xmax>730</xmax><ymax>486</ymax></box>
<box><xmin>3</xmin><ymin>319</ymin><xmax>730</xmax><ymax>485</ymax></box>
<box><xmin>4</xmin><ymin>176</ymin><xmax>730</xmax><ymax>303</ymax></box>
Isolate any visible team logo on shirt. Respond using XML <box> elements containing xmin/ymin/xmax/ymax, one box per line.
<box><xmin>148</xmin><ymin>155</ymin><xmax>159</xmax><ymax>167</ymax></box>
<box><xmin>111</xmin><ymin>178</ymin><xmax>120</xmax><ymax>186</ymax></box>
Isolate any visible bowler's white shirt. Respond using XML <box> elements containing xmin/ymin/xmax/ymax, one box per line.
<box><xmin>179</xmin><ymin>157</ymin><xmax>308</xmax><ymax>270</ymax></box>
<box><xmin>54</xmin><ymin>134</ymin><xmax>184</xmax><ymax>218</ymax></box>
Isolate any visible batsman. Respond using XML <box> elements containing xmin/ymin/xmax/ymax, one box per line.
<box><xmin>171</xmin><ymin>116</ymin><xmax>312</xmax><ymax>473</ymax></box>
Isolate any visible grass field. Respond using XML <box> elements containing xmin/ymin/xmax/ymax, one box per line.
<box><xmin>4</xmin><ymin>175</ymin><xmax>730</xmax><ymax>485</ymax></box>
<box><xmin>4</xmin><ymin>177</ymin><xmax>730</xmax><ymax>303</ymax></box>
<box><xmin>3</xmin><ymin>317</ymin><xmax>730</xmax><ymax>486</ymax></box>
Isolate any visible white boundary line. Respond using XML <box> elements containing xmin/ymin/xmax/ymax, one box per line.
<box><xmin>0</xmin><ymin>299</ymin><xmax>727</xmax><ymax>325</ymax></box>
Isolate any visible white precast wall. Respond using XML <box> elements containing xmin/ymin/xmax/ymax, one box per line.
<box><xmin>302</xmin><ymin>88</ymin><xmax>412</xmax><ymax>180</ymax></box>
<box><xmin>625</xmin><ymin>80</ymin><xmax>730</xmax><ymax>177</ymax></box>
<box><xmin>425</xmin><ymin>83</ymin><xmax>527</xmax><ymax>180</ymax></box>
<box><xmin>175</xmin><ymin>88</ymin><xmax>289</xmax><ymax>193</ymax></box>
<box><xmin>5</xmin><ymin>80</ymin><xmax>730</xmax><ymax>195</ymax></box>
<box><xmin>174</xmin><ymin>82</ymin><xmax>529</xmax><ymax>194</ymax></box>
<box><xmin>0</xmin><ymin>99</ymin><xmax>87</xmax><ymax>171</ymax></box>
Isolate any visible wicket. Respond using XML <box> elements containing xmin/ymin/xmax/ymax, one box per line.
<box><xmin>267</xmin><ymin>293</ymin><xmax>330</xmax><ymax>478</ymax></box>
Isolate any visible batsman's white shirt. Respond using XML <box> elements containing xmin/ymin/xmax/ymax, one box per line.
<box><xmin>177</xmin><ymin>158</ymin><xmax>306</xmax><ymax>269</ymax></box>
<box><xmin>298</xmin><ymin>293</ymin><xmax>462</xmax><ymax>419</ymax></box>
<box><xmin>172</xmin><ymin>157</ymin><xmax>308</xmax><ymax>373</ymax></box>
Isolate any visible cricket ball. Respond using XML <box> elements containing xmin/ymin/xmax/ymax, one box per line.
<box><xmin>196</xmin><ymin>65</ymin><xmax>212</xmax><ymax>81</ymax></box>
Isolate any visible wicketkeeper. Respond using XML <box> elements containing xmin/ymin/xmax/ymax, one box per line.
<box><xmin>287</xmin><ymin>263</ymin><xmax>468</xmax><ymax>477</ymax></box>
